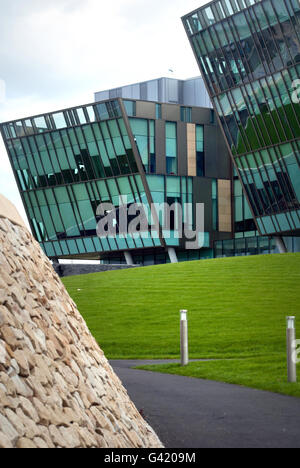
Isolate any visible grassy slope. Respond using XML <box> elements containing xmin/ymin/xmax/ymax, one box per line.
<box><xmin>63</xmin><ymin>253</ymin><xmax>300</xmax><ymax>358</ymax></box>
<box><xmin>63</xmin><ymin>253</ymin><xmax>300</xmax><ymax>398</ymax></box>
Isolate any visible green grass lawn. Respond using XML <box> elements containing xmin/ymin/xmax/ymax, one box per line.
<box><xmin>63</xmin><ymin>253</ymin><xmax>300</xmax><ymax>397</ymax></box>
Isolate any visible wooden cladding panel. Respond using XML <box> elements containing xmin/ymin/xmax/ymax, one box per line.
<box><xmin>218</xmin><ymin>179</ymin><xmax>232</xmax><ymax>233</ymax></box>
<box><xmin>187</xmin><ymin>123</ymin><xmax>196</xmax><ymax>177</ymax></box>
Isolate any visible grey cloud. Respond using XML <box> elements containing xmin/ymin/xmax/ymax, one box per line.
<box><xmin>118</xmin><ymin>0</ymin><xmax>182</xmax><ymax>28</ymax></box>
<box><xmin>0</xmin><ymin>0</ymin><xmax>82</xmax><ymax>16</ymax></box>
<box><xmin>0</xmin><ymin>0</ymin><xmax>94</xmax><ymax>100</ymax></box>
<box><xmin>0</xmin><ymin>0</ymin><xmax>201</xmax><ymax>105</ymax></box>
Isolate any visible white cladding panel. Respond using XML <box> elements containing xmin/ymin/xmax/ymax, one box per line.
<box><xmin>94</xmin><ymin>77</ymin><xmax>212</xmax><ymax>108</ymax></box>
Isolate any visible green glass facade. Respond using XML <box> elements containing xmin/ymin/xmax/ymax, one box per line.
<box><xmin>183</xmin><ymin>0</ymin><xmax>300</xmax><ymax>237</ymax></box>
<box><xmin>129</xmin><ymin>118</ymin><xmax>156</xmax><ymax>173</ymax></box>
<box><xmin>165</xmin><ymin>122</ymin><xmax>178</xmax><ymax>175</ymax></box>
<box><xmin>1</xmin><ymin>97</ymin><xmax>229</xmax><ymax>263</ymax></box>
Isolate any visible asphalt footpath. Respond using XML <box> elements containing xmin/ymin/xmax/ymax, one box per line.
<box><xmin>110</xmin><ymin>360</ymin><xmax>300</xmax><ymax>449</ymax></box>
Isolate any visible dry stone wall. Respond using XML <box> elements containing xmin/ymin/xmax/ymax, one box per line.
<box><xmin>0</xmin><ymin>194</ymin><xmax>163</xmax><ymax>448</ymax></box>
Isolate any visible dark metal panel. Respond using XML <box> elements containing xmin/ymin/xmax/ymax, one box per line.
<box><xmin>162</xmin><ymin>104</ymin><xmax>180</xmax><ymax>122</ymax></box>
<box><xmin>140</xmin><ymin>82</ymin><xmax>148</xmax><ymax>101</ymax></box>
<box><xmin>177</xmin><ymin>122</ymin><xmax>188</xmax><ymax>176</ymax></box>
<box><xmin>158</xmin><ymin>78</ymin><xmax>164</xmax><ymax>103</ymax></box>
<box><xmin>191</xmin><ymin>107</ymin><xmax>211</xmax><ymax>124</ymax></box>
<box><xmin>155</xmin><ymin>120</ymin><xmax>166</xmax><ymax>175</ymax></box>
<box><xmin>135</xmin><ymin>101</ymin><xmax>156</xmax><ymax>120</ymax></box>
<box><xmin>204</xmin><ymin>126</ymin><xmax>231</xmax><ymax>180</ymax></box>
<box><xmin>193</xmin><ymin>177</ymin><xmax>213</xmax><ymax>235</ymax></box>
<box><xmin>178</xmin><ymin>80</ymin><xmax>184</xmax><ymax>105</ymax></box>
<box><xmin>216</xmin><ymin>129</ymin><xmax>232</xmax><ymax>180</ymax></box>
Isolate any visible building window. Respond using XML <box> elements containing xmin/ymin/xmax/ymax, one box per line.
<box><xmin>212</xmin><ymin>179</ymin><xmax>218</xmax><ymax>231</ymax></box>
<box><xmin>124</xmin><ymin>100</ymin><xmax>136</xmax><ymax>117</ymax></box>
<box><xmin>180</xmin><ymin>107</ymin><xmax>192</xmax><ymax>123</ymax></box>
<box><xmin>166</xmin><ymin>122</ymin><xmax>177</xmax><ymax>175</ymax></box>
<box><xmin>196</xmin><ymin>125</ymin><xmax>204</xmax><ymax>177</ymax></box>
<box><xmin>95</xmin><ymin>101</ymin><xmax>121</xmax><ymax>120</ymax></box>
<box><xmin>130</xmin><ymin>118</ymin><xmax>148</xmax><ymax>171</ymax></box>
<box><xmin>156</xmin><ymin>104</ymin><xmax>162</xmax><ymax>119</ymax></box>
<box><xmin>149</xmin><ymin>120</ymin><xmax>156</xmax><ymax>173</ymax></box>
<box><xmin>129</xmin><ymin>118</ymin><xmax>155</xmax><ymax>173</ymax></box>
<box><xmin>234</xmin><ymin>179</ymin><xmax>257</xmax><ymax>235</ymax></box>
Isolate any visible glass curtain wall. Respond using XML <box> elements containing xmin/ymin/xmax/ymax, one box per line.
<box><xmin>147</xmin><ymin>175</ymin><xmax>194</xmax><ymax>247</ymax></box>
<box><xmin>128</xmin><ymin>118</ymin><xmax>156</xmax><ymax>174</ymax></box>
<box><xmin>1</xmin><ymin>99</ymin><xmax>162</xmax><ymax>259</ymax></box>
<box><xmin>183</xmin><ymin>0</ymin><xmax>300</xmax><ymax>236</ymax></box>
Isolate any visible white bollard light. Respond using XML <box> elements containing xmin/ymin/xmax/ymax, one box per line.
<box><xmin>180</xmin><ymin>310</ymin><xmax>189</xmax><ymax>367</ymax></box>
<box><xmin>286</xmin><ymin>316</ymin><xmax>297</xmax><ymax>383</ymax></box>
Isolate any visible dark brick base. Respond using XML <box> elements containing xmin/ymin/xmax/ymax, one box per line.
<box><xmin>53</xmin><ymin>263</ymin><xmax>140</xmax><ymax>277</ymax></box>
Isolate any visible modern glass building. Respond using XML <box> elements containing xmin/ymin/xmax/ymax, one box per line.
<box><xmin>0</xmin><ymin>95</ymin><xmax>236</xmax><ymax>265</ymax></box>
<box><xmin>182</xmin><ymin>0</ymin><xmax>300</xmax><ymax>246</ymax></box>
<box><xmin>2</xmin><ymin>0</ymin><xmax>300</xmax><ymax>265</ymax></box>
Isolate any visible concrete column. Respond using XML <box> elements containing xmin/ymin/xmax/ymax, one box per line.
<box><xmin>180</xmin><ymin>310</ymin><xmax>189</xmax><ymax>367</ymax></box>
<box><xmin>168</xmin><ymin>247</ymin><xmax>178</xmax><ymax>264</ymax></box>
<box><xmin>287</xmin><ymin>317</ymin><xmax>297</xmax><ymax>383</ymax></box>
<box><xmin>287</xmin><ymin>328</ymin><xmax>297</xmax><ymax>383</ymax></box>
<box><xmin>124</xmin><ymin>251</ymin><xmax>134</xmax><ymax>266</ymax></box>
<box><xmin>275</xmin><ymin>237</ymin><xmax>288</xmax><ymax>254</ymax></box>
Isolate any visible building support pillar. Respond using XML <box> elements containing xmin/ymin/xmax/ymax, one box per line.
<box><xmin>275</xmin><ymin>237</ymin><xmax>288</xmax><ymax>254</ymax></box>
<box><xmin>168</xmin><ymin>247</ymin><xmax>178</xmax><ymax>264</ymax></box>
<box><xmin>124</xmin><ymin>251</ymin><xmax>134</xmax><ymax>266</ymax></box>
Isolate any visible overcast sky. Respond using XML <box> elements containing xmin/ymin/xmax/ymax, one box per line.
<box><xmin>0</xmin><ymin>0</ymin><xmax>207</xmax><ymax>226</ymax></box>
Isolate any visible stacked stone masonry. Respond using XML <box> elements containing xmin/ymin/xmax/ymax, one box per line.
<box><xmin>0</xmin><ymin>195</ymin><xmax>163</xmax><ymax>448</ymax></box>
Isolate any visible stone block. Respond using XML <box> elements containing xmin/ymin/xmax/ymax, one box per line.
<box><xmin>0</xmin><ymin>206</ymin><xmax>163</xmax><ymax>449</ymax></box>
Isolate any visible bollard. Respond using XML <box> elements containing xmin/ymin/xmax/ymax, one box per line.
<box><xmin>180</xmin><ymin>310</ymin><xmax>189</xmax><ymax>367</ymax></box>
<box><xmin>286</xmin><ymin>316</ymin><xmax>297</xmax><ymax>383</ymax></box>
